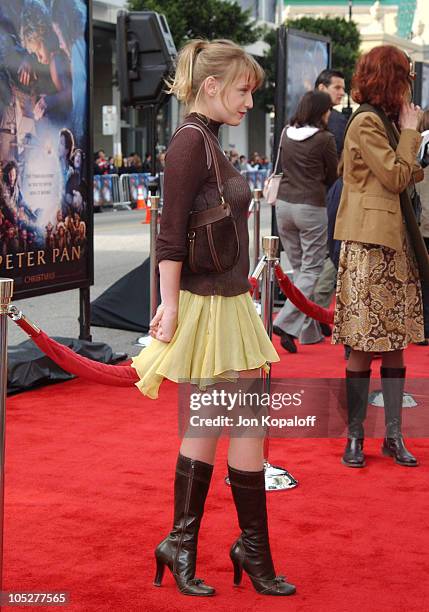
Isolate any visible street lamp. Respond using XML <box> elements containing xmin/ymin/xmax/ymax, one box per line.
<box><xmin>349</xmin><ymin>0</ymin><xmax>353</xmax><ymax>21</ymax></box>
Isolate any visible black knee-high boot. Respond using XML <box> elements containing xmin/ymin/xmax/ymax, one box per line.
<box><xmin>342</xmin><ymin>369</ymin><xmax>371</xmax><ymax>467</ymax></box>
<box><xmin>154</xmin><ymin>454</ymin><xmax>215</xmax><ymax>595</ymax></box>
<box><xmin>380</xmin><ymin>367</ymin><xmax>418</xmax><ymax>467</ymax></box>
<box><xmin>228</xmin><ymin>465</ymin><xmax>296</xmax><ymax>596</ymax></box>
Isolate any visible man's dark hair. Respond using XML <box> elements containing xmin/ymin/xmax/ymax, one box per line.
<box><xmin>315</xmin><ymin>69</ymin><xmax>345</xmax><ymax>89</ymax></box>
<box><xmin>290</xmin><ymin>91</ymin><xmax>332</xmax><ymax>129</ymax></box>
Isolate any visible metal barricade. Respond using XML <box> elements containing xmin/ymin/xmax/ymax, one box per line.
<box><xmin>96</xmin><ymin>172</ymin><xmax>163</xmax><ymax>210</ymax></box>
<box><xmin>242</xmin><ymin>169</ymin><xmax>269</xmax><ymax>192</ymax></box>
<box><xmin>119</xmin><ymin>174</ymin><xmax>132</xmax><ymax>208</ymax></box>
<box><xmin>110</xmin><ymin>174</ymin><xmax>130</xmax><ymax>210</ymax></box>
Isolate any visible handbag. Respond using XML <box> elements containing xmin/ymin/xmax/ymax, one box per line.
<box><xmin>173</xmin><ymin>122</ymin><xmax>240</xmax><ymax>275</ymax></box>
<box><xmin>263</xmin><ymin>127</ymin><xmax>285</xmax><ymax>205</ymax></box>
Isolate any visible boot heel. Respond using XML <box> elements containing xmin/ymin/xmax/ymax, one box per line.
<box><xmin>231</xmin><ymin>556</ymin><xmax>243</xmax><ymax>586</ymax></box>
<box><xmin>381</xmin><ymin>443</ymin><xmax>392</xmax><ymax>457</ymax></box>
<box><xmin>153</xmin><ymin>556</ymin><xmax>165</xmax><ymax>586</ymax></box>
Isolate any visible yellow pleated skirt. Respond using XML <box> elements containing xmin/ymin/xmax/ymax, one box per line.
<box><xmin>131</xmin><ymin>290</ymin><xmax>279</xmax><ymax>399</ymax></box>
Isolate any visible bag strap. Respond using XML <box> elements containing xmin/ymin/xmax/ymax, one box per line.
<box><xmin>173</xmin><ymin>121</ymin><xmax>225</xmax><ymax>201</ymax></box>
<box><xmin>272</xmin><ymin>127</ymin><xmax>286</xmax><ymax>175</ymax></box>
<box><xmin>342</xmin><ymin>103</ymin><xmax>398</xmax><ymax>148</ymax></box>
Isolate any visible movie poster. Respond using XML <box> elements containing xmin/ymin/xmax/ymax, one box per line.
<box><xmin>0</xmin><ymin>0</ymin><xmax>92</xmax><ymax>298</ymax></box>
<box><xmin>286</xmin><ymin>31</ymin><xmax>330</xmax><ymax>123</ymax></box>
<box><xmin>422</xmin><ymin>63</ymin><xmax>429</xmax><ymax>110</ymax></box>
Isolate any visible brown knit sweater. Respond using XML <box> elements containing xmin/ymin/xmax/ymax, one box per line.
<box><xmin>156</xmin><ymin>113</ymin><xmax>252</xmax><ymax>296</ymax></box>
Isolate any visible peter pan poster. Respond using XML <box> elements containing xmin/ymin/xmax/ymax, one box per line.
<box><xmin>0</xmin><ymin>0</ymin><xmax>92</xmax><ymax>298</ymax></box>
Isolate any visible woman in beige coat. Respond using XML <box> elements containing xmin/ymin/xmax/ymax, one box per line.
<box><xmin>333</xmin><ymin>45</ymin><xmax>425</xmax><ymax>468</ymax></box>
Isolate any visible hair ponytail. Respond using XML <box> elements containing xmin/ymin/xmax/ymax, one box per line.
<box><xmin>166</xmin><ymin>40</ymin><xmax>208</xmax><ymax>105</ymax></box>
<box><xmin>166</xmin><ymin>39</ymin><xmax>264</xmax><ymax>109</ymax></box>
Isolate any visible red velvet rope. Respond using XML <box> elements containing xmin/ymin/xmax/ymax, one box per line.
<box><xmin>26</xmin><ymin>328</ymin><xmax>139</xmax><ymax>386</ymax></box>
<box><xmin>249</xmin><ymin>276</ymin><xmax>258</xmax><ymax>296</ymax></box>
<box><xmin>273</xmin><ymin>263</ymin><xmax>334</xmax><ymax>325</ymax></box>
<box><xmin>10</xmin><ymin>262</ymin><xmax>332</xmax><ymax>388</ymax></box>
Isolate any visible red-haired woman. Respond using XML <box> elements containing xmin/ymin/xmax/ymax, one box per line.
<box><xmin>333</xmin><ymin>45</ymin><xmax>428</xmax><ymax>468</ymax></box>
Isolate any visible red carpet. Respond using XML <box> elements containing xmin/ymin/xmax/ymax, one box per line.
<box><xmin>4</xmin><ymin>339</ymin><xmax>429</xmax><ymax>611</ymax></box>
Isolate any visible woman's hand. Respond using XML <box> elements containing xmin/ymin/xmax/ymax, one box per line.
<box><xmin>149</xmin><ymin>304</ymin><xmax>178</xmax><ymax>343</ymax></box>
<box><xmin>34</xmin><ymin>96</ymin><xmax>47</xmax><ymax>121</ymax></box>
<box><xmin>18</xmin><ymin>60</ymin><xmax>36</xmax><ymax>86</ymax></box>
<box><xmin>399</xmin><ymin>102</ymin><xmax>422</xmax><ymax>131</ymax></box>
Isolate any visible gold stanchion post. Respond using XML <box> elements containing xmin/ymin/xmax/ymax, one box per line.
<box><xmin>259</xmin><ymin>242</ymin><xmax>298</xmax><ymax>490</ymax></box>
<box><xmin>0</xmin><ymin>278</ymin><xmax>14</xmax><ymax>589</ymax></box>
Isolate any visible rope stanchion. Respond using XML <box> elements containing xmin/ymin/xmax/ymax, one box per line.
<box><xmin>149</xmin><ymin>194</ymin><xmax>160</xmax><ymax>321</ymax></box>
<box><xmin>224</xmin><ymin>239</ymin><xmax>298</xmax><ymax>491</ymax></box>
<box><xmin>7</xmin><ymin>306</ymin><xmax>139</xmax><ymax>387</ymax></box>
<box><xmin>0</xmin><ymin>278</ymin><xmax>14</xmax><ymax>593</ymax></box>
<box><xmin>260</xmin><ymin>239</ymin><xmax>298</xmax><ymax>491</ymax></box>
<box><xmin>252</xmin><ymin>188</ymin><xmax>262</xmax><ymax>274</ymax></box>
<box><xmin>135</xmin><ymin>187</ymin><xmax>161</xmax><ymax>349</ymax></box>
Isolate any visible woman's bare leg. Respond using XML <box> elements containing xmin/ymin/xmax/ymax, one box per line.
<box><xmin>347</xmin><ymin>349</ymin><xmax>373</xmax><ymax>371</ymax></box>
<box><xmin>180</xmin><ymin>368</ymin><xmax>267</xmax><ymax>468</ymax></box>
<box><xmin>381</xmin><ymin>348</ymin><xmax>404</xmax><ymax>368</ymax></box>
<box><xmin>179</xmin><ymin>437</ymin><xmax>219</xmax><ymax>464</ymax></box>
<box><xmin>228</xmin><ymin>368</ymin><xmax>265</xmax><ymax>471</ymax></box>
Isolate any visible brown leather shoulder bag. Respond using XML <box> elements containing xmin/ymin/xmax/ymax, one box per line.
<box><xmin>173</xmin><ymin>122</ymin><xmax>240</xmax><ymax>275</ymax></box>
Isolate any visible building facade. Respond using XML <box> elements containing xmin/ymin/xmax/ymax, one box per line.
<box><xmin>283</xmin><ymin>1</ymin><xmax>429</xmax><ymax>48</ymax></box>
<box><xmin>92</xmin><ymin>0</ymin><xmax>429</xmax><ymax>160</ymax></box>
<box><xmin>92</xmin><ymin>0</ymin><xmax>283</xmax><ymax>161</ymax></box>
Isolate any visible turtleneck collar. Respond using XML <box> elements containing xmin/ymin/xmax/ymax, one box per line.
<box><xmin>187</xmin><ymin>112</ymin><xmax>221</xmax><ymax>137</ymax></box>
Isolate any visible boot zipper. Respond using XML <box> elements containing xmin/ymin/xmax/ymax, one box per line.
<box><xmin>173</xmin><ymin>461</ymin><xmax>195</xmax><ymax>574</ymax></box>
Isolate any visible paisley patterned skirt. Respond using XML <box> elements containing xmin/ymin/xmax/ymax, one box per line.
<box><xmin>332</xmin><ymin>238</ymin><xmax>424</xmax><ymax>352</ymax></box>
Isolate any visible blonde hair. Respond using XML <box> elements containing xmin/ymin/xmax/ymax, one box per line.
<box><xmin>167</xmin><ymin>39</ymin><xmax>264</xmax><ymax>108</ymax></box>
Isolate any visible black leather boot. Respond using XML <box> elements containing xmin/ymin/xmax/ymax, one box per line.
<box><xmin>228</xmin><ymin>465</ymin><xmax>296</xmax><ymax>596</ymax></box>
<box><xmin>380</xmin><ymin>367</ymin><xmax>419</xmax><ymax>467</ymax></box>
<box><xmin>154</xmin><ymin>454</ymin><xmax>215</xmax><ymax>596</ymax></box>
<box><xmin>342</xmin><ymin>369</ymin><xmax>371</xmax><ymax>468</ymax></box>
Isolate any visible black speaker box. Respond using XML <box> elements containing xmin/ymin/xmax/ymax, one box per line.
<box><xmin>116</xmin><ymin>10</ymin><xmax>177</xmax><ymax>108</ymax></box>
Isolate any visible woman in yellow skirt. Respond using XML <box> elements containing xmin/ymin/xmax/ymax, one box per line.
<box><xmin>132</xmin><ymin>40</ymin><xmax>296</xmax><ymax>597</ymax></box>
<box><xmin>333</xmin><ymin>45</ymin><xmax>428</xmax><ymax>468</ymax></box>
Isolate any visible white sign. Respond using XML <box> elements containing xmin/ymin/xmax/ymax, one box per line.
<box><xmin>102</xmin><ymin>105</ymin><xmax>118</xmax><ymax>136</ymax></box>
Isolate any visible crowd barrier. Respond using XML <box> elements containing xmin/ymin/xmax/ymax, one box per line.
<box><xmin>93</xmin><ymin>170</ymin><xmax>269</xmax><ymax>210</ymax></box>
<box><xmin>243</xmin><ymin>169</ymin><xmax>269</xmax><ymax>190</ymax></box>
<box><xmin>93</xmin><ymin>173</ymin><xmax>161</xmax><ymax>210</ymax></box>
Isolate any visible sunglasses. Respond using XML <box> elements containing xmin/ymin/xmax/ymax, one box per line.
<box><xmin>404</xmin><ymin>50</ymin><xmax>416</xmax><ymax>80</ymax></box>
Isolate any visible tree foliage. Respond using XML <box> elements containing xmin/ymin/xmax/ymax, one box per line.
<box><xmin>127</xmin><ymin>0</ymin><xmax>261</xmax><ymax>48</ymax></box>
<box><xmin>259</xmin><ymin>16</ymin><xmax>361</xmax><ymax>112</ymax></box>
